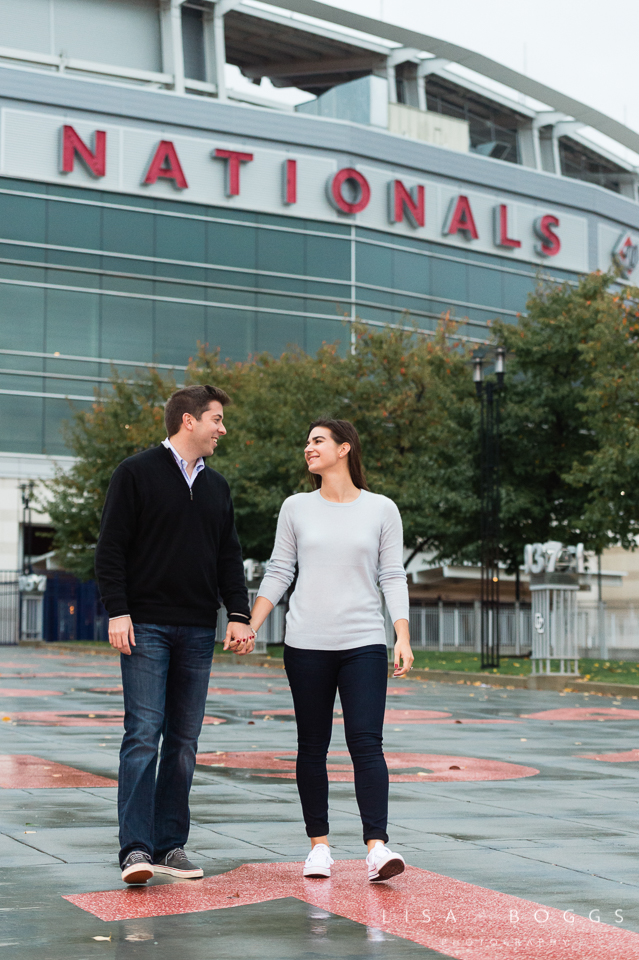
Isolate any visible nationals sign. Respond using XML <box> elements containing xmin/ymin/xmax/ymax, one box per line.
<box><xmin>0</xmin><ymin>107</ymin><xmax>589</xmax><ymax>271</ymax></box>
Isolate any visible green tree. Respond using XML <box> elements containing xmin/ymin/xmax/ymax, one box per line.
<box><xmin>45</xmin><ymin>319</ymin><xmax>479</xmax><ymax>575</ymax></box>
<box><xmin>495</xmin><ymin>270</ymin><xmax>639</xmax><ymax>569</ymax></box>
<box><xmin>189</xmin><ymin>318</ymin><xmax>478</xmax><ymax>561</ymax></box>
<box><xmin>47</xmin><ymin>369</ymin><xmax>175</xmax><ymax>579</ymax></box>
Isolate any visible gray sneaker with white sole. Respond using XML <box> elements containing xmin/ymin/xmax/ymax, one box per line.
<box><xmin>153</xmin><ymin>847</ymin><xmax>203</xmax><ymax>879</ymax></box>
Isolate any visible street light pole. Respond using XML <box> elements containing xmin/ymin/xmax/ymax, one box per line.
<box><xmin>19</xmin><ymin>480</ymin><xmax>35</xmax><ymax>575</ymax></box>
<box><xmin>474</xmin><ymin>347</ymin><xmax>505</xmax><ymax>669</ymax></box>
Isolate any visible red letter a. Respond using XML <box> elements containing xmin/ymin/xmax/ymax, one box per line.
<box><xmin>143</xmin><ymin>141</ymin><xmax>188</xmax><ymax>189</ymax></box>
<box><xmin>442</xmin><ymin>195</ymin><xmax>479</xmax><ymax>240</ymax></box>
<box><xmin>60</xmin><ymin>125</ymin><xmax>106</xmax><ymax>178</ymax></box>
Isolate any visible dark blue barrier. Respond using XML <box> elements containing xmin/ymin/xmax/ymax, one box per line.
<box><xmin>42</xmin><ymin>573</ymin><xmax>109</xmax><ymax>643</ymax></box>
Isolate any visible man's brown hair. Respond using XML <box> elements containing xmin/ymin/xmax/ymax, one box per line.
<box><xmin>164</xmin><ymin>384</ymin><xmax>230</xmax><ymax>437</ymax></box>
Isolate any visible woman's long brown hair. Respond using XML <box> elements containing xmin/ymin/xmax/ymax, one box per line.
<box><xmin>307</xmin><ymin>419</ymin><xmax>369</xmax><ymax>491</ymax></box>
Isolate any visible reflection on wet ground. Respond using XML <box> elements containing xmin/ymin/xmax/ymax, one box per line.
<box><xmin>3</xmin><ymin>645</ymin><xmax>639</xmax><ymax>960</ymax></box>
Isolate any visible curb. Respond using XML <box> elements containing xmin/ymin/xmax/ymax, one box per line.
<box><xmin>408</xmin><ymin>668</ymin><xmax>639</xmax><ymax>698</ymax></box>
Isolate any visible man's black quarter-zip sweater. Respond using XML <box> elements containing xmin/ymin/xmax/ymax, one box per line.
<box><xmin>95</xmin><ymin>444</ymin><xmax>250</xmax><ymax>628</ymax></box>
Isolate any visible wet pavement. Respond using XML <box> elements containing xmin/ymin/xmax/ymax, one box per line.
<box><xmin>2</xmin><ymin>647</ymin><xmax>639</xmax><ymax>959</ymax></box>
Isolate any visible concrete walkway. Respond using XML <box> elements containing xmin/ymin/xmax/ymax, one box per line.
<box><xmin>2</xmin><ymin>645</ymin><xmax>639</xmax><ymax>959</ymax></box>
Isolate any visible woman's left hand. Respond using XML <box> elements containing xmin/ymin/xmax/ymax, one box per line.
<box><xmin>393</xmin><ymin>636</ymin><xmax>414</xmax><ymax>678</ymax></box>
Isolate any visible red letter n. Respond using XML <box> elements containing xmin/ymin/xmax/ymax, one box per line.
<box><xmin>143</xmin><ymin>141</ymin><xmax>188</xmax><ymax>190</ymax></box>
<box><xmin>442</xmin><ymin>194</ymin><xmax>479</xmax><ymax>240</ymax></box>
<box><xmin>214</xmin><ymin>149</ymin><xmax>254</xmax><ymax>196</ymax></box>
<box><xmin>388</xmin><ymin>180</ymin><xmax>425</xmax><ymax>228</ymax></box>
<box><xmin>60</xmin><ymin>125</ymin><xmax>106</xmax><ymax>178</ymax></box>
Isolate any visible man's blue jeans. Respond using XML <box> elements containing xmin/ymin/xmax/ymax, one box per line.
<box><xmin>118</xmin><ymin>623</ymin><xmax>215</xmax><ymax>866</ymax></box>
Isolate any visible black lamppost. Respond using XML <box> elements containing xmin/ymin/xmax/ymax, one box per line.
<box><xmin>19</xmin><ymin>480</ymin><xmax>35</xmax><ymax>575</ymax></box>
<box><xmin>473</xmin><ymin>347</ymin><xmax>505</xmax><ymax>669</ymax></box>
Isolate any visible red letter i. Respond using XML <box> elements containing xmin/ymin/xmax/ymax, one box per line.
<box><xmin>283</xmin><ymin>158</ymin><xmax>297</xmax><ymax>205</ymax></box>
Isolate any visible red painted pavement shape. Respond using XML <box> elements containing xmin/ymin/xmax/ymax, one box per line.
<box><xmin>4</xmin><ymin>711</ymin><xmax>226</xmax><ymax>727</ymax></box>
<box><xmin>522</xmin><ymin>707</ymin><xmax>639</xmax><ymax>721</ymax></box>
<box><xmin>208</xmin><ymin>687</ymin><xmax>269</xmax><ymax>695</ymax></box>
<box><xmin>0</xmin><ymin>672</ymin><xmax>118</xmax><ymax>678</ymax></box>
<box><xmin>0</xmin><ymin>688</ymin><xmax>63</xmax><ymax>697</ymax></box>
<box><xmin>211</xmin><ymin>672</ymin><xmax>282</xmax><ymax>678</ymax></box>
<box><xmin>197</xmin><ymin>751</ymin><xmax>538</xmax><ymax>782</ymax></box>
<box><xmin>0</xmin><ymin>754</ymin><xmax>116</xmax><ymax>788</ymax></box>
<box><xmin>90</xmin><ymin>687</ymin><xmax>123</xmax><ymax>693</ymax></box>
<box><xmin>64</xmin><ymin>859</ymin><xmax>639</xmax><ymax>959</ymax></box>
<box><xmin>577</xmin><ymin>749</ymin><xmax>639</xmax><ymax>762</ymax></box>
<box><xmin>250</xmin><ymin>709</ymin><xmax>520</xmax><ymax>726</ymax></box>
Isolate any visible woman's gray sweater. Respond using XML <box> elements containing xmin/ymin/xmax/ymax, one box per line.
<box><xmin>257</xmin><ymin>489</ymin><xmax>410</xmax><ymax>650</ymax></box>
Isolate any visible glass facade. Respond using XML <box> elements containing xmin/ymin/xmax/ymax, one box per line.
<box><xmin>0</xmin><ymin>176</ymin><xmax>578</xmax><ymax>456</ymax></box>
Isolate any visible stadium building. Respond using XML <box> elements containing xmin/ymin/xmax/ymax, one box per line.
<box><xmin>1</xmin><ymin>0</ymin><xmax>639</xmax><ymax>645</ymax></box>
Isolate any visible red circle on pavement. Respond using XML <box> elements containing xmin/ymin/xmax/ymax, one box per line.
<box><xmin>197</xmin><ymin>750</ymin><xmax>538</xmax><ymax>782</ymax></box>
<box><xmin>5</xmin><ymin>711</ymin><xmax>225</xmax><ymax>726</ymax></box>
<box><xmin>522</xmin><ymin>707</ymin><xmax>639</xmax><ymax>721</ymax></box>
<box><xmin>0</xmin><ymin>688</ymin><xmax>63</xmax><ymax>697</ymax></box>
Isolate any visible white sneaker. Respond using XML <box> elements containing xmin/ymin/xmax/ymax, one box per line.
<box><xmin>366</xmin><ymin>841</ymin><xmax>405</xmax><ymax>882</ymax></box>
<box><xmin>303</xmin><ymin>843</ymin><xmax>334</xmax><ymax>878</ymax></box>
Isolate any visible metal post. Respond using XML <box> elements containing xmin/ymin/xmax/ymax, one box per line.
<box><xmin>19</xmin><ymin>480</ymin><xmax>35</xmax><ymax>575</ymax></box>
<box><xmin>597</xmin><ymin>552</ymin><xmax>607</xmax><ymax>659</ymax></box>
<box><xmin>475</xmin><ymin>348</ymin><xmax>504</xmax><ymax>669</ymax></box>
<box><xmin>438</xmin><ymin>600</ymin><xmax>444</xmax><ymax>651</ymax></box>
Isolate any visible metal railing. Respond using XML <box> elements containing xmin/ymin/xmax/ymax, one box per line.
<box><xmin>0</xmin><ymin>571</ymin><xmax>19</xmax><ymax>645</ymax></box>
<box><xmin>404</xmin><ymin>602</ymin><xmax>532</xmax><ymax>655</ymax></box>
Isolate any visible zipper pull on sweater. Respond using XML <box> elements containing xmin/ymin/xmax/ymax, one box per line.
<box><xmin>190</xmin><ymin>486</ymin><xmax>193</xmax><ymax>501</ymax></box>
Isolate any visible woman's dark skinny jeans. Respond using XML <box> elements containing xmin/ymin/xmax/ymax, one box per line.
<box><xmin>284</xmin><ymin>643</ymin><xmax>389</xmax><ymax>843</ymax></box>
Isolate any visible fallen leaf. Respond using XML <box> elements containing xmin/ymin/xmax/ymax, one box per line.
<box><xmin>454</xmin><ymin>719</ymin><xmax>462</xmax><ymax>724</ymax></box>
<box><xmin>226</xmin><ymin>892</ymin><xmax>240</xmax><ymax>899</ymax></box>
<box><xmin>449</xmin><ymin>765</ymin><xmax>461</xmax><ymax>770</ymax></box>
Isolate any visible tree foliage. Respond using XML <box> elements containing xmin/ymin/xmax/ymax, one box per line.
<box><xmin>47</xmin><ymin>320</ymin><xmax>477</xmax><ymax>575</ymax></box>
<box><xmin>47</xmin><ymin>370</ymin><xmax>175</xmax><ymax>578</ymax></box>
<box><xmin>188</xmin><ymin>319</ymin><xmax>477</xmax><ymax>561</ymax></box>
<box><xmin>496</xmin><ymin>270</ymin><xmax>639</xmax><ymax>565</ymax></box>
<box><xmin>47</xmin><ymin>271</ymin><xmax>639</xmax><ymax>582</ymax></box>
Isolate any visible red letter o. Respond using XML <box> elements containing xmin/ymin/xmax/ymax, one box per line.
<box><xmin>327</xmin><ymin>168</ymin><xmax>371</xmax><ymax>215</ymax></box>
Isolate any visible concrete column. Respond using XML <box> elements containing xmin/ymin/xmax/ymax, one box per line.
<box><xmin>212</xmin><ymin>8</ymin><xmax>227</xmax><ymax>101</ymax></box>
<box><xmin>474</xmin><ymin>600</ymin><xmax>481</xmax><ymax>653</ymax></box>
<box><xmin>160</xmin><ymin>0</ymin><xmax>185</xmax><ymax>95</ymax></box>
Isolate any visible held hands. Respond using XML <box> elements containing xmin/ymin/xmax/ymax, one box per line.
<box><xmin>393</xmin><ymin>635</ymin><xmax>414</xmax><ymax>678</ymax></box>
<box><xmin>223</xmin><ymin>621</ymin><xmax>256</xmax><ymax>655</ymax></box>
<box><xmin>108</xmin><ymin>615</ymin><xmax>135</xmax><ymax>656</ymax></box>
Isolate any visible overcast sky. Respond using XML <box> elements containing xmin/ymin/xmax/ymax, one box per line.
<box><xmin>234</xmin><ymin>0</ymin><xmax>639</xmax><ymax>165</ymax></box>
<box><xmin>362</xmin><ymin>0</ymin><xmax>636</xmax><ymax>131</ymax></box>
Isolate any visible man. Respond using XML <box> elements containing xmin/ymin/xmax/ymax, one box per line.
<box><xmin>95</xmin><ymin>384</ymin><xmax>254</xmax><ymax>885</ymax></box>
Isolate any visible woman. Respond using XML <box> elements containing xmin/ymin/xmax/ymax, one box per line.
<box><xmin>250</xmin><ymin>419</ymin><xmax>413</xmax><ymax>882</ymax></box>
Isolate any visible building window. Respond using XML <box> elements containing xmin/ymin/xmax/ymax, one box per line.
<box><xmin>425</xmin><ymin>77</ymin><xmax>521</xmax><ymax>165</ymax></box>
<box><xmin>182</xmin><ymin>5</ymin><xmax>206</xmax><ymax>82</ymax></box>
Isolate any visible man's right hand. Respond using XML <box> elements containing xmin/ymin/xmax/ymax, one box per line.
<box><xmin>109</xmin><ymin>616</ymin><xmax>135</xmax><ymax>655</ymax></box>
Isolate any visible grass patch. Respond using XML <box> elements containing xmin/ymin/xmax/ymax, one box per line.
<box><xmin>410</xmin><ymin>650</ymin><xmax>531</xmax><ymax>675</ymax></box>
<box><xmin>407</xmin><ymin>649</ymin><xmax>639</xmax><ymax>684</ymax></box>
